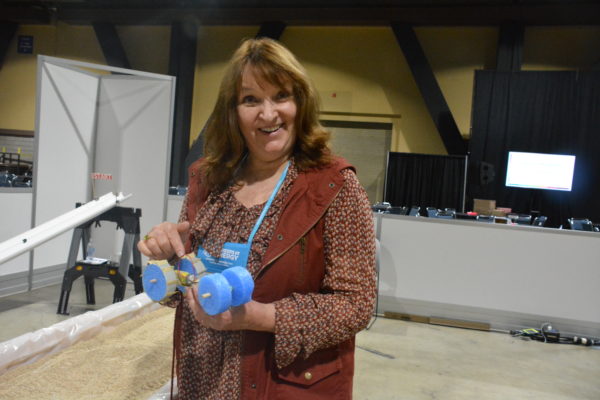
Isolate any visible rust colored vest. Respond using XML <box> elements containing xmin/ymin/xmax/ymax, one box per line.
<box><xmin>185</xmin><ymin>157</ymin><xmax>356</xmax><ymax>399</ymax></box>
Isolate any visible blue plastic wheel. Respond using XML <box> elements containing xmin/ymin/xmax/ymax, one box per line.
<box><xmin>177</xmin><ymin>258</ymin><xmax>197</xmax><ymax>277</ymax></box>
<box><xmin>176</xmin><ymin>258</ymin><xmax>198</xmax><ymax>291</ymax></box>
<box><xmin>198</xmin><ymin>273</ymin><xmax>232</xmax><ymax>315</ymax></box>
<box><xmin>143</xmin><ymin>264</ymin><xmax>171</xmax><ymax>301</ymax></box>
<box><xmin>222</xmin><ymin>267</ymin><xmax>254</xmax><ymax>307</ymax></box>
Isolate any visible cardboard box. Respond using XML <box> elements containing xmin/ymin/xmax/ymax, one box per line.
<box><xmin>491</xmin><ymin>208</ymin><xmax>511</xmax><ymax>217</ymax></box>
<box><xmin>473</xmin><ymin>198</ymin><xmax>496</xmax><ymax>215</ymax></box>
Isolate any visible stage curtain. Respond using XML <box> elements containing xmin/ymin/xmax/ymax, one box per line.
<box><xmin>384</xmin><ymin>152</ymin><xmax>467</xmax><ymax>212</ymax></box>
<box><xmin>469</xmin><ymin>71</ymin><xmax>600</xmax><ymax>227</ymax></box>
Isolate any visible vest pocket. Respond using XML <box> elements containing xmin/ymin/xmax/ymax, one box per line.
<box><xmin>276</xmin><ymin>345</ymin><xmax>341</xmax><ymax>387</ymax></box>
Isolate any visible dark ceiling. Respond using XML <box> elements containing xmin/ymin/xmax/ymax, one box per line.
<box><xmin>2</xmin><ymin>0</ymin><xmax>600</xmax><ymax>26</ymax></box>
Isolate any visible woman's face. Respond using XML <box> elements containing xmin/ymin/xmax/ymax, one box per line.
<box><xmin>236</xmin><ymin>66</ymin><xmax>297</xmax><ymax>166</ymax></box>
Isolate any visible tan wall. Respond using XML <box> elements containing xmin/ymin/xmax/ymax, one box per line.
<box><xmin>0</xmin><ymin>25</ymin><xmax>56</xmax><ymax>132</ymax></box>
<box><xmin>190</xmin><ymin>26</ymin><xmax>497</xmax><ymax>155</ymax></box>
<box><xmin>0</xmin><ymin>24</ymin><xmax>598</xmax><ymax>155</ymax></box>
<box><xmin>191</xmin><ymin>26</ymin><xmax>259</xmax><ymax>146</ymax></box>
<box><xmin>0</xmin><ymin>23</ymin><xmax>169</xmax><ymax>132</ymax></box>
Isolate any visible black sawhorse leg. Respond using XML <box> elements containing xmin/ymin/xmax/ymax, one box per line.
<box><xmin>57</xmin><ymin>266</ymin><xmax>85</xmax><ymax>315</ymax></box>
<box><xmin>85</xmin><ymin>275</ymin><xmax>96</xmax><ymax>305</ymax></box>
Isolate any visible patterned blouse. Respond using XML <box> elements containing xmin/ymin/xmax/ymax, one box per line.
<box><xmin>174</xmin><ymin>159</ymin><xmax>376</xmax><ymax>400</ymax></box>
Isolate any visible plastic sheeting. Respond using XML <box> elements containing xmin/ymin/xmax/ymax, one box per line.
<box><xmin>0</xmin><ymin>293</ymin><xmax>158</xmax><ymax>376</ymax></box>
<box><xmin>147</xmin><ymin>378</ymin><xmax>178</xmax><ymax>400</ymax></box>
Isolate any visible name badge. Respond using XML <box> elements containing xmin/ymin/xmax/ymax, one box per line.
<box><xmin>197</xmin><ymin>242</ymin><xmax>250</xmax><ymax>274</ymax></box>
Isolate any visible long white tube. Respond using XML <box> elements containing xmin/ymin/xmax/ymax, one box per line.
<box><xmin>0</xmin><ymin>192</ymin><xmax>131</xmax><ymax>266</ymax></box>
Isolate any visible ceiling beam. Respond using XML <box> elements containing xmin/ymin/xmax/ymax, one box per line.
<box><xmin>92</xmin><ymin>22</ymin><xmax>131</xmax><ymax>69</ymax></box>
<box><xmin>39</xmin><ymin>5</ymin><xmax>600</xmax><ymax>26</ymax></box>
<box><xmin>0</xmin><ymin>6</ymin><xmax>52</xmax><ymax>24</ymax></box>
<box><xmin>169</xmin><ymin>20</ymin><xmax>198</xmax><ymax>187</ymax></box>
<box><xmin>256</xmin><ymin>21</ymin><xmax>287</xmax><ymax>39</ymax></box>
<box><xmin>0</xmin><ymin>22</ymin><xmax>18</xmax><ymax>71</ymax></box>
<box><xmin>392</xmin><ymin>23</ymin><xmax>467</xmax><ymax>155</ymax></box>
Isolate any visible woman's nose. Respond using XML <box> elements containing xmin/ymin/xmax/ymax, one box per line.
<box><xmin>259</xmin><ymin>99</ymin><xmax>277</xmax><ymax>120</ymax></box>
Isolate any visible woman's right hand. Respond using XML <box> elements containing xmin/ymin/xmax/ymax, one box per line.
<box><xmin>137</xmin><ymin>221</ymin><xmax>190</xmax><ymax>261</ymax></box>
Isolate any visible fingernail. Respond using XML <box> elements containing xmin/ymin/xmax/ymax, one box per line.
<box><xmin>177</xmin><ymin>251</ymin><xmax>184</xmax><ymax>257</ymax></box>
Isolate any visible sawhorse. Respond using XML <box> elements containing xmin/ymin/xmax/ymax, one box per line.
<box><xmin>57</xmin><ymin>205</ymin><xmax>143</xmax><ymax>315</ymax></box>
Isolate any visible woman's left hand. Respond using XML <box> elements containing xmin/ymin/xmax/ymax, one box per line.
<box><xmin>184</xmin><ymin>286</ymin><xmax>275</xmax><ymax>332</ymax></box>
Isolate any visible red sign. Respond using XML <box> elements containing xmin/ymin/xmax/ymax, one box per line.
<box><xmin>91</xmin><ymin>173</ymin><xmax>113</xmax><ymax>180</ymax></box>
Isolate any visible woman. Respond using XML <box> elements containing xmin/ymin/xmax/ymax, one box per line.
<box><xmin>138</xmin><ymin>38</ymin><xmax>376</xmax><ymax>399</ymax></box>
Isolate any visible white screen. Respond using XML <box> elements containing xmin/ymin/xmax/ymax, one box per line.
<box><xmin>505</xmin><ymin>151</ymin><xmax>576</xmax><ymax>191</ymax></box>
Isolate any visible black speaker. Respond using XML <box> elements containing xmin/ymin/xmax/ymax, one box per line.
<box><xmin>480</xmin><ymin>162</ymin><xmax>495</xmax><ymax>185</ymax></box>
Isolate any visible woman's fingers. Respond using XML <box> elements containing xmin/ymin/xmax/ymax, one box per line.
<box><xmin>137</xmin><ymin>221</ymin><xmax>191</xmax><ymax>260</ymax></box>
<box><xmin>185</xmin><ymin>287</ymin><xmax>252</xmax><ymax>331</ymax></box>
<box><xmin>173</xmin><ymin>221</ymin><xmax>191</xmax><ymax>257</ymax></box>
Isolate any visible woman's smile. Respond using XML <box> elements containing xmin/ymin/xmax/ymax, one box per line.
<box><xmin>259</xmin><ymin>124</ymin><xmax>284</xmax><ymax>134</ymax></box>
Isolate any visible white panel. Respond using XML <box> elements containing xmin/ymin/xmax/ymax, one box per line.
<box><xmin>33</xmin><ymin>61</ymin><xmax>99</xmax><ymax>270</ymax></box>
<box><xmin>378</xmin><ymin>216</ymin><xmax>600</xmax><ymax>325</ymax></box>
<box><xmin>93</xmin><ymin>76</ymin><xmax>174</xmax><ymax>260</ymax></box>
<box><xmin>166</xmin><ymin>195</ymin><xmax>184</xmax><ymax>224</ymax></box>
<box><xmin>0</xmin><ymin>191</ymin><xmax>33</xmax><ymax>275</ymax></box>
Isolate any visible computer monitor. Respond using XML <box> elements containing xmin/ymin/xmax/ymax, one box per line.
<box><xmin>505</xmin><ymin>151</ymin><xmax>576</xmax><ymax>191</ymax></box>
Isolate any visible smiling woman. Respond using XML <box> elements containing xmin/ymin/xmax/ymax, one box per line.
<box><xmin>137</xmin><ymin>38</ymin><xmax>377</xmax><ymax>400</ymax></box>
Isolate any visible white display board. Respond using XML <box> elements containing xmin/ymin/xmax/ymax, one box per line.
<box><xmin>32</xmin><ymin>61</ymin><xmax>99</xmax><ymax>271</ymax></box>
<box><xmin>377</xmin><ymin>214</ymin><xmax>600</xmax><ymax>336</ymax></box>
<box><xmin>32</xmin><ymin>56</ymin><xmax>175</xmax><ymax>274</ymax></box>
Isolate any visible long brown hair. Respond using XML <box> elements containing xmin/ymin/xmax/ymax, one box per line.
<box><xmin>201</xmin><ymin>37</ymin><xmax>331</xmax><ymax>192</ymax></box>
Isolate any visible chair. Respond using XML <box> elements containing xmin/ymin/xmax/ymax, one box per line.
<box><xmin>389</xmin><ymin>206</ymin><xmax>409</xmax><ymax>215</ymax></box>
<box><xmin>372</xmin><ymin>202</ymin><xmax>391</xmax><ymax>213</ymax></box>
<box><xmin>436</xmin><ymin>210</ymin><xmax>455</xmax><ymax>219</ymax></box>
<box><xmin>568</xmin><ymin>218</ymin><xmax>593</xmax><ymax>231</ymax></box>
<box><xmin>476</xmin><ymin>215</ymin><xmax>495</xmax><ymax>223</ymax></box>
<box><xmin>532</xmin><ymin>216</ymin><xmax>547</xmax><ymax>227</ymax></box>
<box><xmin>455</xmin><ymin>212</ymin><xmax>477</xmax><ymax>220</ymax></box>
<box><xmin>515</xmin><ymin>215</ymin><xmax>532</xmax><ymax>225</ymax></box>
<box><xmin>426</xmin><ymin>207</ymin><xmax>439</xmax><ymax>218</ymax></box>
<box><xmin>408</xmin><ymin>206</ymin><xmax>420</xmax><ymax>217</ymax></box>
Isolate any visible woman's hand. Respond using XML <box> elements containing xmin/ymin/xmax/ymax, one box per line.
<box><xmin>137</xmin><ymin>221</ymin><xmax>190</xmax><ymax>260</ymax></box>
<box><xmin>185</xmin><ymin>286</ymin><xmax>275</xmax><ymax>332</ymax></box>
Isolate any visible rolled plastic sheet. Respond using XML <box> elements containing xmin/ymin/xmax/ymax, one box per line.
<box><xmin>0</xmin><ymin>293</ymin><xmax>158</xmax><ymax>376</ymax></box>
<box><xmin>146</xmin><ymin>378</ymin><xmax>178</xmax><ymax>400</ymax></box>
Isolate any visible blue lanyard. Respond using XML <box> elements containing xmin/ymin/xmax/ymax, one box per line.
<box><xmin>246</xmin><ymin>161</ymin><xmax>290</xmax><ymax>245</ymax></box>
<box><xmin>196</xmin><ymin>160</ymin><xmax>290</xmax><ymax>274</ymax></box>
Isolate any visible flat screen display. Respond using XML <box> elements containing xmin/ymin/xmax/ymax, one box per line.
<box><xmin>505</xmin><ymin>151</ymin><xmax>576</xmax><ymax>191</ymax></box>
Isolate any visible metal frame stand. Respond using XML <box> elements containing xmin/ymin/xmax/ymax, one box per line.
<box><xmin>57</xmin><ymin>206</ymin><xmax>143</xmax><ymax>315</ymax></box>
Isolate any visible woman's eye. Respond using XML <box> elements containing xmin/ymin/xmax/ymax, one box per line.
<box><xmin>275</xmin><ymin>91</ymin><xmax>291</xmax><ymax>101</ymax></box>
<box><xmin>240</xmin><ymin>95</ymin><xmax>258</xmax><ymax>105</ymax></box>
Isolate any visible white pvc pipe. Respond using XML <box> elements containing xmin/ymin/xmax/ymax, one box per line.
<box><xmin>0</xmin><ymin>192</ymin><xmax>131</xmax><ymax>266</ymax></box>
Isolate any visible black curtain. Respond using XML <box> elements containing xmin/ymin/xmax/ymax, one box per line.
<box><xmin>469</xmin><ymin>70</ymin><xmax>600</xmax><ymax>227</ymax></box>
<box><xmin>384</xmin><ymin>152</ymin><xmax>467</xmax><ymax>211</ymax></box>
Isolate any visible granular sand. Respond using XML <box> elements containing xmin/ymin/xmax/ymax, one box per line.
<box><xmin>0</xmin><ymin>307</ymin><xmax>175</xmax><ymax>400</ymax></box>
